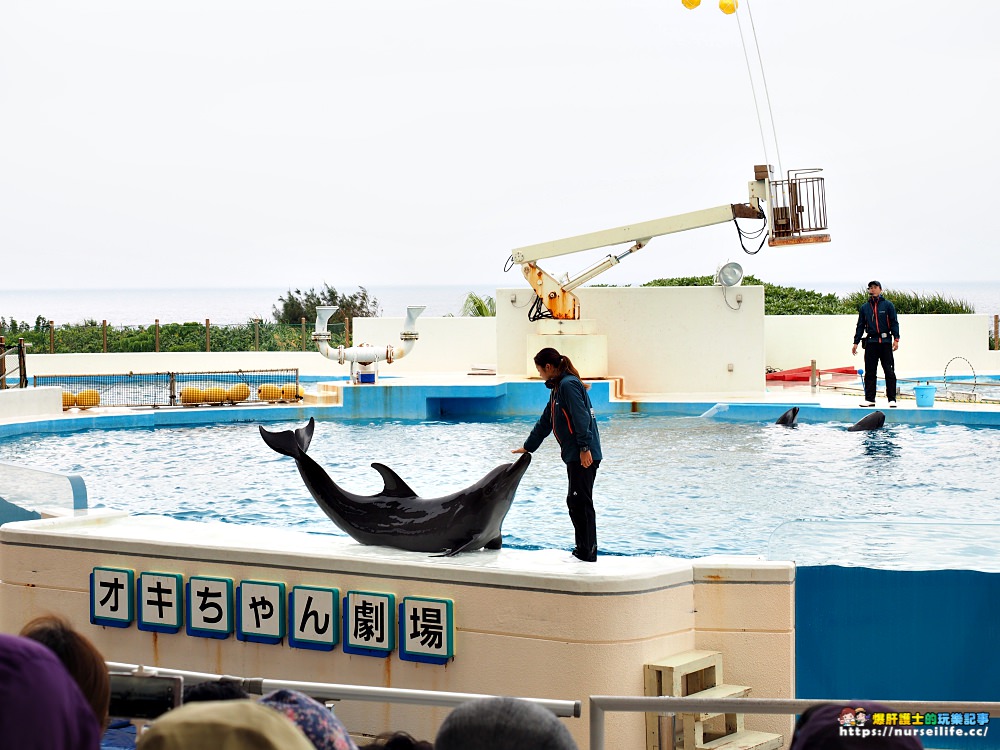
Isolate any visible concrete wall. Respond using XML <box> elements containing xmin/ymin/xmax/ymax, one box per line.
<box><xmin>765</xmin><ymin>314</ymin><xmax>999</xmax><ymax>375</ymax></box>
<box><xmin>496</xmin><ymin>286</ymin><xmax>768</xmax><ymax>395</ymax></box>
<box><xmin>0</xmin><ymin>385</ymin><xmax>62</xmax><ymax>419</ymax></box>
<box><xmin>0</xmin><ymin>514</ymin><xmax>795</xmax><ymax>749</ymax></box>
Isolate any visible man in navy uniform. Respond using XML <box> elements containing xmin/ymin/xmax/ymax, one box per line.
<box><xmin>852</xmin><ymin>280</ymin><xmax>900</xmax><ymax>407</ymax></box>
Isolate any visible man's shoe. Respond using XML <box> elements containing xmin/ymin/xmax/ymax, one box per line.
<box><xmin>571</xmin><ymin>549</ymin><xmax>597</xmax><ymax>563</ymax></box>
<box><xmin>889</xmin><ymin>401</ymin><xmax>897</xmax><ymax>408</ymax></box>
<box><xmin>859</xmin><ymin>401</ymin><xmax>876</xmax><ymax>407</ymax></box>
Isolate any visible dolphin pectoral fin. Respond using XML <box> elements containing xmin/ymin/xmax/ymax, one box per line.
<box><xmin>484</xmin><ymin>534</ymin><xmax>502</xmax><ymax>550</ymax></box>
<box><xmin>432</xmin><ymin>535</ymin><xmax>485</xmax><ymax>557</ymax></box>
<box><xmin>259</xmin><ymin>418</ymin><xmax>316</xmax><ymax>458</ymax></box>
<box><xmin>370</xmin><ymin>463</ymin><xmax>419</xmax><ymax>498</ymax></box>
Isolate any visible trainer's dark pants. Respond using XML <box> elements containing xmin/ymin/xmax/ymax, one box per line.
<box><xmin>864</xmin><ymin>342</ymin><xmax>897</xmax><ymax>403</ymax></box>
<box><xmin>566</xmin><ymin>460</ymin><xmax>600</xmax><ymax>561</ymax></box>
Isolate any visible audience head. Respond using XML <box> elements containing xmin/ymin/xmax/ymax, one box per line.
<box><xmin>183</xmin><ymin>678</ymin><xmax>251</xmax><ymax>703</ymax></box>
<box><xmin>358</xmin><ymin>731</ymin><xmax>433</xmax><ymax>749</ymax></box>
<box><xmin>435</xmin><ymin>697</ymin><xmax>577</xmax><ymax>750</ymax></box>
<box><xmin>790</xmin><ymin>703</ymin><xmax>923</xmax><ymax>750</ymax></box>
<box><xmin>0</xmin><ymin>632</ymin><xmax>102</xmax><ymax>750</ymax></box>
<box><xmin>136</xmin><ymin>699</ymin><xmax>315</xmax><ymax>750</ymax></box>
<box><xmin>19</xmin><ymin>614</ymin><xmax>111</xmax><ymax>730</ymax></box>
<box><xmin>258</xmin><ymin>689</ymin><xmax>358</xmax><ymax>750</ymax></box>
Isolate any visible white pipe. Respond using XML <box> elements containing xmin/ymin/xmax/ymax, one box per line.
<box><xmin>313</xmin><ymin>305</ymin><xmax>426</xmax><ymax>365</ymax></box>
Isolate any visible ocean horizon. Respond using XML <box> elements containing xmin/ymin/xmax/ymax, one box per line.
<box><xmin>2</xmin><ymin>281</ymin><xmax>998</xmax><ymax>326</ymax></box>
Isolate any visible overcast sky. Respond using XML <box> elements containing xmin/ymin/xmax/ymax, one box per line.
<box><xmin>1</xmin><ymin>1</ymin><xmax>997</xmax><ymax>292</ymax></box>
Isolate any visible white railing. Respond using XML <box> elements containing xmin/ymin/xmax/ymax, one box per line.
<box><xmin>106</xmin><ymin>661</ymin><xmax>581</xmax><ymax>718</ymax></box>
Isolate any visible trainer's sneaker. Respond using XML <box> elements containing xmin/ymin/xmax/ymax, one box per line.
<box><xmin>889</xmin><ymin>401</ymin><xmax>897</xmax><ymax>408</ymax></box>
<box><xmin>859</xmin><ymin>401</ymin><xmax>876</xmax><ymax>407</ymax></box>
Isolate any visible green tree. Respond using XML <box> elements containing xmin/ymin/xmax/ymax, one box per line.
<box><xmin>460</xmin><ymin>291</ymin><xmax>496</xmax><ymax>317</ymax></box>
<box><xmin>272</xmin><ymin>284</ymin><xmax>380</xmax><ymax>325</ymax></box>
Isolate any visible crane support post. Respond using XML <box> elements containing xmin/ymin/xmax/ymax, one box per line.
<box><xmin>511</xmin><ymin>204</ymin><xmax>741</xmax><ymax>264</ymax></box>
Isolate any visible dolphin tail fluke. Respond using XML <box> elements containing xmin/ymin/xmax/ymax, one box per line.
<box><xmin>259</xmin><ymin>417</ymin><xmax>316</xmax><ymax>457</ymax></box>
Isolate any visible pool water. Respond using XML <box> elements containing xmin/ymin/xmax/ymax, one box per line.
<box><xmin>2</xmin><ymin>414</ymin><xmax>998</xmax><ymax>562</ymax></box>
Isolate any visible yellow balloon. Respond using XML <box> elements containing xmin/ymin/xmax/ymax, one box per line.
<box><xmin>719</xmin><ymin>0</ymin><xmax>738</xmax><ymax>14</ymax></box>
<box><xmin>682</xmin><ymin>0</ymin><xmax>701</xmax><ymax>8</ymax></box>
<box><xmin>62</xmin><ymin>391</ymin><xmax>76</xmax><ymax>409</ymax></box>
<box><xmin>258</xmin><ymin>383</ymin><xmax>283</xmax><ymax>401</ymax></box>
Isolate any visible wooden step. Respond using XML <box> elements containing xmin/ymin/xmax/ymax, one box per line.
<box><xmin>696</xmin><ymin>730</ymin><xmax>783</xmax><ymax>750</ymax></box>
<box><xmin>678</xmin><ymin>684</ymin><xmax>752</xmax><ymax>720</ymax></box>
<box><xmin>645</xmin><ymin>650</ymin><xmax>724</xmax><ymax>698</ymax></box>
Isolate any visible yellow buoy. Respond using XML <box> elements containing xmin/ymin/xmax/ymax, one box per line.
<box><xmin>180</xmin><ymin>387</ymin><xmax>204</xmax><ymax>405</ymax></box>
<box><xmin>682</xmin><ymin>0</ymin><xmax>701</xmax><ymax>8</ymax></box>
<box><xmin>719</xmin><ymin>0</ymin><xmax>737</xmax><ymax>14</ymax></box>
<box><xmin>62</xmin><ymin>391</ymin><xmax>76</xmax><ymax>409</ymax></box>
<box><xmin>282</xmin><ymin>383</ymin><xmax>304</xmax><ymax>400</ymax></box>
<box><xmin>227</xmin><ymin>383</ymin><xmax>251</xmax><ymax>402</ymax></box>
<box><xmin>258</xmin><ymin>383</ymin><xmax>283</xmax><ymax>401</ymax></box>
<box><xmin>202</xmin><ymin>386</ymin><xmax>227</xmax><ymax>403</ymax></box>
<box><xmin>76</xmin><ymin>390</ymin><xmax>100</xmax><ymax>408</ymax></box>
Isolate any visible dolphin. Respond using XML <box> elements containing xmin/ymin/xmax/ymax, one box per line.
<box><xmin>775</xmin><ymin>407</ymin><xmax>799</xmax><ymax>426</ymax></box>
<box><xmin>848</xmin><ymin>410</ymin><xmax>886</xmax><ymax>432</ymax></box>
<box><xmin>259</xmin><ymin>418</ymin><xmax>531</xmax><ymax>556</ymax></box>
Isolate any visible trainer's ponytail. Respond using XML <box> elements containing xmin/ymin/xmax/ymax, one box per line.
<box><xmin>533</xmin><ymin>347</ymin><xmax>589</xmax><ymax>387</ymax></box>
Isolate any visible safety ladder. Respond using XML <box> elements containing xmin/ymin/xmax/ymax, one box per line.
<box><xmin>644</xmin><ymin>650</ymin><xmax>783</xmax><ymax>750</ymax></box>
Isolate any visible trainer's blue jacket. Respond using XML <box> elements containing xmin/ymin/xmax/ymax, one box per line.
<box><xmin>853</xmin><ymin>295</ymin><xmax>900</xmax><ymax>345</ymax></box>
<box><xmin>523</xmin><ymin>374</ymin><xmax>603</xmax><ymax>464</ymax></box>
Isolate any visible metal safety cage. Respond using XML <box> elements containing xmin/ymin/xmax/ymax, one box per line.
<box><xmin>768</xmin><ymin>168</ymin><xmax>830</xmax><ymax>246</ymax></box>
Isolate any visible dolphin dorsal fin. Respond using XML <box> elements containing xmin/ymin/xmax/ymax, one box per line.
<box><xmin>370</xmin><ymin>463</ymin><xmax>419</xmax><ymax>499</ymax></box>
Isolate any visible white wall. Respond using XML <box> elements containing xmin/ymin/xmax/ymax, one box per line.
<box><xmin>0</xmin><ymin>386</ymin><xmax>62</xmax><ymax>419</ymax></box>
<box><xmin>352</xmin><ymin>317</ymin><xmax>498</xmax><ymax>373</ymax></box>
<box><xmin>765</xmin><ymin>314</ymin><xmax>999</xmax><ymax>375</ymax></box>
<box><xmin>497</xmin><ymin>286</ymin><xmax>767</xmax><ymax>394</ymax></box>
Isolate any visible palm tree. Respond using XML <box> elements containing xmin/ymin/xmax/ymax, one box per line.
<box><xmin>460</xmin><ymin>292</ymin><xmax>496</xmax><ymax>317</ymax></box>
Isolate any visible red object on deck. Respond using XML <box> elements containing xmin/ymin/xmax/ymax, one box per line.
<box><xmin>766</xmin><ymin>365</ymin><xmax>857</xmax><ymax>382</ymax></box>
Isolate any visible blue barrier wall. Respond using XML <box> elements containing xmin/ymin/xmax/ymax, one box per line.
<box><xmin>796</xmin><ymin>566</ymin><xmax>1000</xmax><ymax>748</ymax></box>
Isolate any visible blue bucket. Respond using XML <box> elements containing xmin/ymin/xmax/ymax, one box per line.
<box><xmin>913</xmin><ymin>384</ymin><xmax>936</xmax><ymax>407</ymax></box>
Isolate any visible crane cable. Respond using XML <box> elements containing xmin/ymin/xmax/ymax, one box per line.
<box><xmin>736</xmin><ymin>0</ymin><xmax>783</xmax><ymax>181</ymax></box>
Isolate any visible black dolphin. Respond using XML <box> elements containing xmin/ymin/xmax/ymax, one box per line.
<box><xmin>259</xmin><ymin>418</ymin><xmax>531</xmax><ymax>556</ymax></box>
<box><xmin>775</xmin><ymin>407</ymin><xmax>799</xmax><ymax>426</ymax></box>
<box><xmin>848</xmin><ymin>410</ymin><xmax>886</xmax><ymax>432</ymax></box>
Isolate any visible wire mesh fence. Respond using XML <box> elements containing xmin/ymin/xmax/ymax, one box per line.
<box><xmin>34</xmin><ymin>369</ymin><xmax>303</xmax><ymax>409</ymax></box>
<box><xmin>0</xmin><ymin>320</ymin><xmax>347</xmax><ymax>354</ymax></box>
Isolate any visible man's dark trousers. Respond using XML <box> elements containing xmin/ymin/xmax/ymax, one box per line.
<box><xmin>864</xmin><ymin>341</ymin><xmax>897</xmax><ymax>402</ymax></box>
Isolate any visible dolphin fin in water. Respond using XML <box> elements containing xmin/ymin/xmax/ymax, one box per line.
<box><xmin>848</xmin><ymin>410</ymin><xmax>885</xmax><ymax>431</ymax></box>
<box><xmin>775</xmin><ymin>407</ymin><xmax>799</xmax><ymax>426</ymax></box>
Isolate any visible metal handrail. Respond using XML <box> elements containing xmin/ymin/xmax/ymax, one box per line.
<box><xmin>588</xmin><ymin>696</ymin><xmax>1000</xmax><ymax>750</ymax></box>
<box><xmin>105</xmin><ymin>661</ymin><xmax>581</xmax><ymax>718</ymax></box>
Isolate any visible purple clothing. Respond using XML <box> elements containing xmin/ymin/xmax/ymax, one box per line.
<box><xmin>0</xmin><ymin>633</ymin><xmax>101</xmax><ymax>750</ymax></box>
<box><xmin>790</xmin><ymin>703</ymin><xmax>923</xmax><ymax>750</ymax></box>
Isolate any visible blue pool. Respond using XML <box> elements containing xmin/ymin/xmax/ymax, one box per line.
<box><xmin>2</xmin><ymin>413</ymin><xmax>998</xmax><ymax>565</ymax></box>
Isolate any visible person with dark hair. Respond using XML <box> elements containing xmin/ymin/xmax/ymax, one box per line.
<box><xmin>852</xmin><ymin>280</ymin><xmax>900</xmax><ymax>408</ymax></box>
<box><xmin>0</xmin><ymin>633</ymin><xmax>102</xmax><ymax>750</ymax></box>
<box><xmin>184</xmin><ymin>678</ymin><xmax>251</xmax><ymax>703</ymax></box>
<box><xmin>19</xmin><ymin>614</ymin><xmax>111</xmax><ymax>731</ymax></box>
<box><xmin>512</xmin><ymin>347</ymin><xmax>603</xmax><ymax>562</ymax></box>
<box><xmin>357</xmin><ymin>731</ymin><xmax>433</xmax><ymax>749</ymax></box>
<box><xmin>435</xmin><ymin>697</ymin><xmax>577</xmax><ymax>750</ymax></box>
